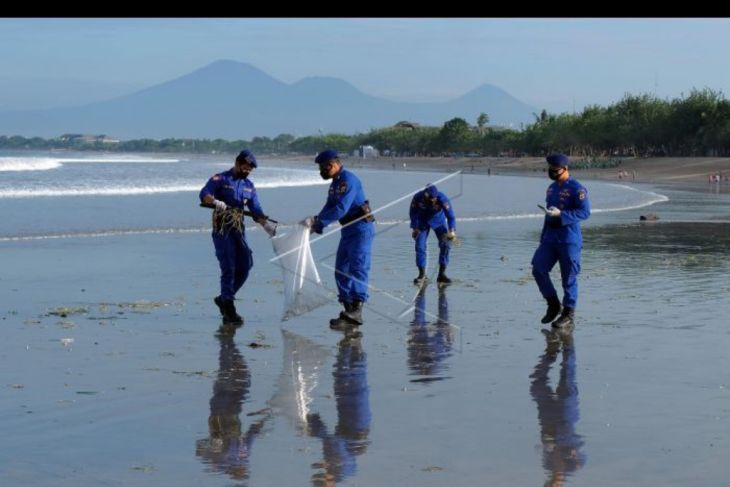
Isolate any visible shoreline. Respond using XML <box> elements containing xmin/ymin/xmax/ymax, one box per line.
<box><xmin>335</xmin><ymin>155</ymin><xmax>730</xmax><ymax>189</ymax></box>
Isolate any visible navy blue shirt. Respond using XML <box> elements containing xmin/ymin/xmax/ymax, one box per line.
<box><xmin>540</xmin><ymin>177</ymin><xmax>590</xmax><ymax>244</ymax></box>
<box><xmin>314</xmin><ymin>168</ymin><xmax>368</xmax><ymax>233</ymax></box>
<box><xmin>199</xmin><ymin>169</ymin><xmax>265</xmax><ymax>221</ymax></box>
<box><xmin>409</xmin><ymin>189</ymin><xmax>456</xmax><ymax>230</ymax></box>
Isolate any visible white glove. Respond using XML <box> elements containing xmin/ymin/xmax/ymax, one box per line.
<box><xmin>300</xmin><ymin>216</ymin><xmax>315</xmax><ymax>228</ymax></box>
<box><xmin>446</xmin><ymin>230</ymin><xmax>457</xmax><ymax>241</ymax></box>
<box><xmin>546</xmin><ymin>206</ymin><xmax>561</xmax><ymax>217</ymax></box>
<box><xmin>213</xmin><ymin>199</ymin><xmax>227</xmax><ymax>211</ymax></box>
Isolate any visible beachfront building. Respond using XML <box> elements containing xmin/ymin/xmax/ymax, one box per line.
<box><xmin>59</xmin><ymin>134</ymin><xmax>120</xmax><ymax>144</ymax></box>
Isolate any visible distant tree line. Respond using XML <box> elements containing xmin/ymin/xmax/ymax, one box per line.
<box><xmin>520</xmin><ymin>88</ymin><xmax>730</xmax><ymax>158</ymax></box>
<box><xmin>2</xmin><ymin>88</ymin><xmax>729</xmax><ymax>158</ymax></box>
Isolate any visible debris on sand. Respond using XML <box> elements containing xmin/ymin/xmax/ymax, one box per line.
<box><xmin>47</xmin><ymin>306</ymin><xmax>88</xmax><ymax>318</ymax></box>
<box><xmin>116</xmin><ymin>300</ymin><xmax>169</xmax><ymax>311</ymax></box>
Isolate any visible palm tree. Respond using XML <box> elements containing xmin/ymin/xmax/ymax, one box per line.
<box><xmin>477</xmin><ymin>113</ymin><xmax>490</xmax><ymax>134</ymax></box>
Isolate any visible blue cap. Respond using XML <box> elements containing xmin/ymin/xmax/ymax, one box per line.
<box><xmin>546</xmin><ymin>153</ymin><xmax>569</xmax><ymax>167</ymax></box>
<box><xmin>424</xmin><ymin>184</ymin><xmax>438</xmax><ymax>198</ymax></box>
<box><xmin>236</xmin><ymin>149</ymin><xmax>257</xmax><ymax>168</ymax></box>
<box><xmin>315</xmin><ymin>149</ymin><xmax>339</xmax><ymax>165</ymax></box>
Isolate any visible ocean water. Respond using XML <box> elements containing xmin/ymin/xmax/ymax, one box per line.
<box><xmin>0</xmin><ymin>150</ymin><xmax>667</xmax><ymax>239</ymax></box>
<box><xmin>2</xmin><ymin>150</ymin><xmax>730</xmax><ymax>486</ymax></box>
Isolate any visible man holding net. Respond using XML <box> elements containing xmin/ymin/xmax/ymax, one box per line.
<box><xmin>200</xmin><ymin>149</ymin><xmax>272</xmax><ymax>326</ymax></box>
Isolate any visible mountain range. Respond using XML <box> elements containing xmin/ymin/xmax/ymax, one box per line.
<box><xmin>0</xmin><ymin>60</ymin><xmax>537</xmax><ymax>140</ymax></box>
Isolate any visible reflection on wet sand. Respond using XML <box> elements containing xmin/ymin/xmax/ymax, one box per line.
<box><xmin>407</xmin><ymin>285</ymin><xmax>454</xmax><ymax>383</ymax></box>
<box><xmin>196</xmin><ymin>330</ymin><xmax>269</xmax><ymax>481</ymax></box>
<box><xmin>268</xmin><ymin>330</ymin><xmax>330</xmax><ymax>434</ymax></box>
<box><xmin>530</xmin><ymin>328</ymin><xmax>586</xmax><ymax>487</ymax></box>
<box><xmin>307</xmin><ymin>333</ymin><xmax>371</xmax><ymax>486</ymax></box>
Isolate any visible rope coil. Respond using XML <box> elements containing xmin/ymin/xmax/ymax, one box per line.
<box><xmin>212</xmin><ymin>207</ymin><xmax>245</xmax><ymax>235</ymax></box>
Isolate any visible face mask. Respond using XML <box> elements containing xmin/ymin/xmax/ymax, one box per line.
<box><xmin>319</xmin><ymin>163</ymin><xmax>333</xmax><ymax>179</ymax></box>
<box><xmin>235</xmin><ymin>163</ymin><xmax>251</xmax><ymax>179</ymax></box>
<box><xmin>548</xmin><ymin>167</ymin><xmax>563</xmax><ymax>180</ymax></box>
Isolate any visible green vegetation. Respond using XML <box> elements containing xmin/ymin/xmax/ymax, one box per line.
<box><xmin>568</xmin><ymin>157</ymin><xmax>623</xmax><ymax>170</ymax></box>
<box><xmin>2</xmin><ymin>88</ymin><xmax>729</xmax><ymax>158</ymax></box>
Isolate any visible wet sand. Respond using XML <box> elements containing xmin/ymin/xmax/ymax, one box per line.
<box><xmin>2</xmin><ymin>168</ymin><xmax>730</xmax><ymax>486</ymax></box>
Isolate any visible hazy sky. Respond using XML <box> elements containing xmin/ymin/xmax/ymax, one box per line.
<box><xmin>2</xmin><ymin>18</ymin><xmax>729</xmax><ymax>112</ymax></box>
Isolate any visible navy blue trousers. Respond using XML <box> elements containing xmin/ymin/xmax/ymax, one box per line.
<box><xmin>531</xmin><ymin>242</ymin><xmax>581</xmax><ymax>309</ymax></box>
<box><xmin>213</xmin><ymin>230</ymin><xmax>253</xmax><ymax>301</ymax></box>
<box><xmin>335</xmin><ymin>223</ymin><xmax>375</xmax><ymax>304</ymax></box>
<box><xmin>414</xmin><ymin>225</ymin><xmax>450</xmax><ymax>268</ymax></box>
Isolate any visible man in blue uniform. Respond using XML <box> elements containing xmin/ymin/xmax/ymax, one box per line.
<box><xmin>302</xmin><ymin>149</ymin><xmax>375</xmax><ymax>330</ymax></box>
<box><xmin>200</xmin><ymin>150</ymin><xmax>271</xmax><ymax>326</ymax></box>
<box><xmin>409</xmin><ymin>184</ymin><xmax>457</xmax><ymax>284</ymax></box>
<box><xmin>532</xmin><ymin>153</ymin><xmax>591</xmax><ymax>328</ymax></box>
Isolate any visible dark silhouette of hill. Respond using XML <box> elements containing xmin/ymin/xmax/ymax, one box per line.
<box><xmin>0</xmin><ymin>60</ymin><xmax>537</xmax><ymax>139</ymax></box>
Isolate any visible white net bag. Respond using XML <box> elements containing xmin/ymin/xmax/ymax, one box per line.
<box><xmin>271</xmin><ymin>225</ymin><xmax>331</xmax><ymax>320</ymax></box>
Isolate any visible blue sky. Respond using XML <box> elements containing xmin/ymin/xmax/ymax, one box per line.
<box><xmin>1</xmin><ymin>18</ymin><xmax>729</xmax><ymax>113</ymax></box>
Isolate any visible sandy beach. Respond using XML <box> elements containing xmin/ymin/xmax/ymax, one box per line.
<box><xmin>3</xmin><ymin>152</ymin><xmax>730</xmax><ymax>486</ymax></box>
<box><xmin>343</xmin><ymin>155</ymin><xmax>730</xmax><ymax>188</ymax></box>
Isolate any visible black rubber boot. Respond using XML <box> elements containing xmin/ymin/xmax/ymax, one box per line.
<box><xmin>342</xmin><ymin>300</ymin><xmax>364</xmax><ymax>325</ymax></box>
<box><xmin>222</xmin><ymin>299</ymin><xmax>244</xmax><ymax>326</ymax></box>
<box><xmin>413</xmin><ymin>266</ymin><xmax>426</xmax><ymax>285</ymax></box>
<box><xmin>214</xmin><ymin>296</ymin><xmax>226</xmax><ymax>316</ymax></box>
<box><xmin>437</xmin><ymin>264</ymin><xmax>451</xmax><ymax>284</ymax></box>
<box><xmin>333</xmin><ymin>302</ymin><xmax>353</xmax><ymax>320</ymax></box>
<box><xmin>552</xmin><ymin>307</ymin><xmax>575</xmax><ymax>329</ymax></box>
<box><xmin>330</xmin><ymin>303</ymin><xmax>352</xmax><ymax>330</ymax></box>
<box><xmin>540</xmin><ymin>296</ymin><xmax>562</xmax><ymax>324</ymax></box>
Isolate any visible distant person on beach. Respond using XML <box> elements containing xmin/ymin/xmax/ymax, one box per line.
<box><xmin>532</xmin><ymin>153</ymin><xmax>591</xmax><ymax>328</ymax></box>
<box><xmin>199</xmin><ymin>150</ymin><xmax>272</xmax><ymax>326</ymax></box>
<box><xmin>409</xmin><ymin>184</ymin><xmax>457</xmax><ymax>285</ymax></box>
<box><xmin>301</xmin><ymin>149</ymin><xmax>376</xmax><ymax>331</ymax></box>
